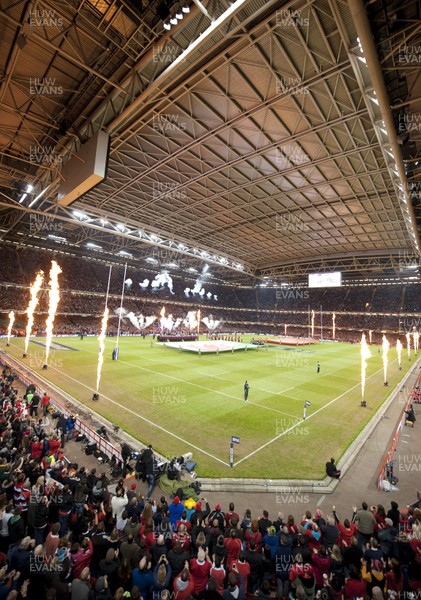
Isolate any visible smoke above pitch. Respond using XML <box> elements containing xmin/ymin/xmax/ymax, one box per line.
<box><xmin>184</xmin><ymin>264</ymin><xmax>217</xmax><ymax>300</ymax></box>
<box><xmin>115</xmin><ymin>307</ymin><xmax>156</xmax><ymax>330</ymax></box>
<box><xmin>202</xmin><ymin>315</ymin><xmax>221</xmax><ymax>330</ymax></box>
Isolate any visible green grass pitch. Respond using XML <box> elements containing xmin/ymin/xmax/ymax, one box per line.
<box><xmin>3</xmin><ymin>336</ymin><xmax>411</xmax><ymax>479</ymax></box>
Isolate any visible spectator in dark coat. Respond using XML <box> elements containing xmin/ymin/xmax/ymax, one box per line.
<box><xmin>378</xmin><ymin>519</ymin><xmax>398</xmax><ymax>559</ymax></box>
<box><xmin>8</xmin><ymin>508</ymin><xmax>25</xmax><ymax>546</ymax></box>
<box><xmin>319</xmin><ymin>515</ymin><xmax>339</xmax><ymax>550</ymax></box>
<box><xmin>223</xmin><ymin>564</ymin><xmax>245</xmax><ymax>600</ymax></box>
<box><xmin>98</xmin><ymin>548</ymin><xmax>120</xmax><ymax>594</ymax></box>
<box><xmin>89</xmin><ymin>575</ymin><xmax>112</xmax><ymax>599</ymax></box>
<box><xmin>150</xmin><ymin>534</ymin><xmax>168</xmax><ymax>565</ymax></box>
<box><xmin>273</xmin><ymin>533</ymin><xmax>293</xmax><ymax>598</ymax></box>
<box><xmin>387</xmin><ymin>502</ymin><xmax>400</xmax><ymax>528</ymax></box>
<box><xmin>168</xmin><ymin>541</ymin><xmax>190</xmax><ymax>578</ymax></box>
<box><xmin>258</xmin><ymin>511</ymin><xmax>272</xmax><ymax>536</ymax></box>
<box><xmin>246</xmin><ymin>538</ymin><xmax>263</xmax><ymax>592</ymax></box>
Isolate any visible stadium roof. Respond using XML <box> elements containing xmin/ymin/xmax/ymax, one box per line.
<box><xmin>0</xmin><ymin>0</ymin><xmax>420</xmax><ymax>285</ymax></box>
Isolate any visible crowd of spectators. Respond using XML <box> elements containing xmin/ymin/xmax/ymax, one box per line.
<box><xmin>1</xmin><ymin>363</ymin><xmax>421</xmax><ymax>600</ymax></box>
<box><xmin>0</xmin><ymin>246</ymin><xmax>420</xmax><ymax>340</ymax></box>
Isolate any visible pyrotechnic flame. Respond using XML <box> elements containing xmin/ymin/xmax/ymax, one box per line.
<box><xmin>396</xmin><ymin>339</ymin><xmax>402</xmax><ymax>367</ymax></box>
<box><xmin>413</xmin><ymin>331</ymin><xmax>419</xmax><ymax>353</ymax></box>
<box><xmin>332</xmin><ymin>313</ymin><xmax>336</xmax><ymax>339</ymax></box>
<box><xmin>160</xmin><ymin>307</ymin><xmax>166</xmax><ymax>331</ymax></box>
<box><xmin>368</xmin><ymin>330</ymin><xmax>372</xmax><ymax>344</ymax></box>
<box><xmin>96</xmin><ymin>307</ymin><xmax>109</xmax><ymax>392</ymax></box>
<box><xmin>7</xmin><ymin>311</ymin><xmax>15</xmax><ymax>344</ymax></box>
<box><xmin>311</xmin><ymin>310</ymin><xmax>315</xmax><ymax>337</ymax></box>
<box><xmin>361</xmin><ymin>333</ymin><xmax>371</xmax><ymax>399</ymax></box>
<box><xmin>406</xmin><ymin>332</ymin><xmax>411</xmax><ymax>358</ymax></box>
<box><xmin>45</xmin><ymin>261</ymin><xmax>62</xmax><ymax>364</ymax></box>
<box><xmin>24</xmin><ymin>271</ymin><xmax>44</xmax><ymax>354</ymax></box>
<box><xmin>382</xmin><ymin>334</ymin><xmax>389</xmax><ymax>383</ymax></box>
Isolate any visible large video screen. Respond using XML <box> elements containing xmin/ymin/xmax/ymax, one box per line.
<box><xmin>308</xmin><ymin>271</ymin><xmax>342</xmax><ymax>288</ymax></box>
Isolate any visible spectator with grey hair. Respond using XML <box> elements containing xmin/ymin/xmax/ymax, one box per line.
<box><xmin>319</xmin><ymin>515</ymin><xmax>339</xmax><ymax>550</ymax></box>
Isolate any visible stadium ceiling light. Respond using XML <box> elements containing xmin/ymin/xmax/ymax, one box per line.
<box><xmin>116</xmin><ymin>223</ymin><xmax>126</xmax><ymax>232</ymax></box>
<box><xmin>18</xmin><ymin>193</ymin><xmax>27</xmax><ymax>204</ymax></box>
<box><xmin>28</xmin><ymin>186</ymin><xmax>48</xmax><ymax>208</ymax></box>
<box><xmin>163</xmin><ymin>21</ymin><xmax>171</xmax><ymax>30</ymax></box>
<box><xmin>87</xmin><ymin>242</ymin><xmax>102</xmax><ymax>249</ymax></box>
<box><xmin>145</xmin><ymin>257</ymin><xmax>159</xmax><ymax>263</ymax></box>
<box><xmin>26</xmin><ymin>184</ymin><xmax>33</xmax><ymax>192</ymax></box>
<box><xmin>48</xmin><ymin>234</ymin><xmax>67</xmax><ymax>242</ymax></box>
<box><xmin>73</xmin><ymin>210</ymin><xmax>90</xmax><ymax>221</ymax></box>
<box><xmin>100</xmin><ymin>219</ymin><xmax>108</xmax><ymax>225</ymax></box>
<box><xmin>182</xmin><ymin>4</ymin><xmax>190</xmax><ymax>13</ymax></box>
<box><xmin>175</xmin><ymin>11</ymin><xmax>183</xmax><ymax>19</ymax></box>
<box><xmin>118</xmin><ymin>250</ymin><xmax>133</xmax><ymax>258</ymax></box>
<box><xmin>170</xmin><ymin>15</ymin><xmax>178</xmax><ymax>25</ymax></box>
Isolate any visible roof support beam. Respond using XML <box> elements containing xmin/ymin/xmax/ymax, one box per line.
<box><xmin>347</xmin><ymin>0</ymin><xmax>421</xmax><ymax>255</ymax></box>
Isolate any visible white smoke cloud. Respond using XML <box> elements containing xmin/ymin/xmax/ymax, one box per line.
<box><xmin>115</xmin><ymin>307</ymin><xmax>156</xmax><ymax>330</ymax></box>
<box><xmin>183</xmin><ymin>311</ymin><xmax>198</xmax><ymax>331</ymax></box>
<box><xmin>125</xmin><ymin>278</ymin><xmax>133</xmax><ymax>287</ymax></box>
<box><xmin>139</xmin><ymin>278</ymin><xmax>149</xmax><ymax>289</ymax></box>
<box><xmin>151</xmin><ymin>271</ymin><xmax>174</xmax><ymax>294</ymax></box>
<box><xmin>186</xmin><ymin>264</ymin><xmax>211</xmax><ymax>298</ymax></box>
<box><xmin>202</xmin><ymin>315</ymin><xmax>221</xmax><ymax>330</ymax></box>
<box><xmin>160</xmin><ymin>314</ymin><xmax>175</xmax><ymax>331</ymax></box>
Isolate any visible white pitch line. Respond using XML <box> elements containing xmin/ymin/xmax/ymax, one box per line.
<box><xmin>198</xmin><ymin>371</ymin><xmax>230</xmax><ymax>377</ymax></box>
<box><xmin>245</xmin><ymin>400</ymin><xmax>298</xmax><ymax>419</ymax></box>
<box><xmin>197</xmin><ymin>372</ymin><xmax>228</xmax><ymax>381</ymax></box>
<box><xmin>66</xmin><ymin>346</ymin><xmax>299</xmax><ymax>420</ymax></box>
<box><xmin>278</xmin><ymin>383</ymin><xmax>304</xmax><ymax>395</ymax></box>
<box><xmin>316</xmin><ymin>495</ymin><xmax>326</xmax><ymax>507</ymax></box>
<box><xmin>8</xmin><ymin>346</ymin><xmax>230</xmax><ymax>467</ymax></box>
<box><xmin>11</xmin><ymin>342</ymin><xmax>298</xmax><ymax>451</ymax></box>
<box><xmin>235</xmin><ymin>361</ymin><xmax>398</xmax><ymax>466</ymax></box>
<box><xmin>50</xmin><ymin>342</ymin><xmax>246</xmax><ymax>405</ymax></box>
<box><xmin>282</xmin><ymin>395</ymin><xmax>305</xmax><ymax>402</ymax></box>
